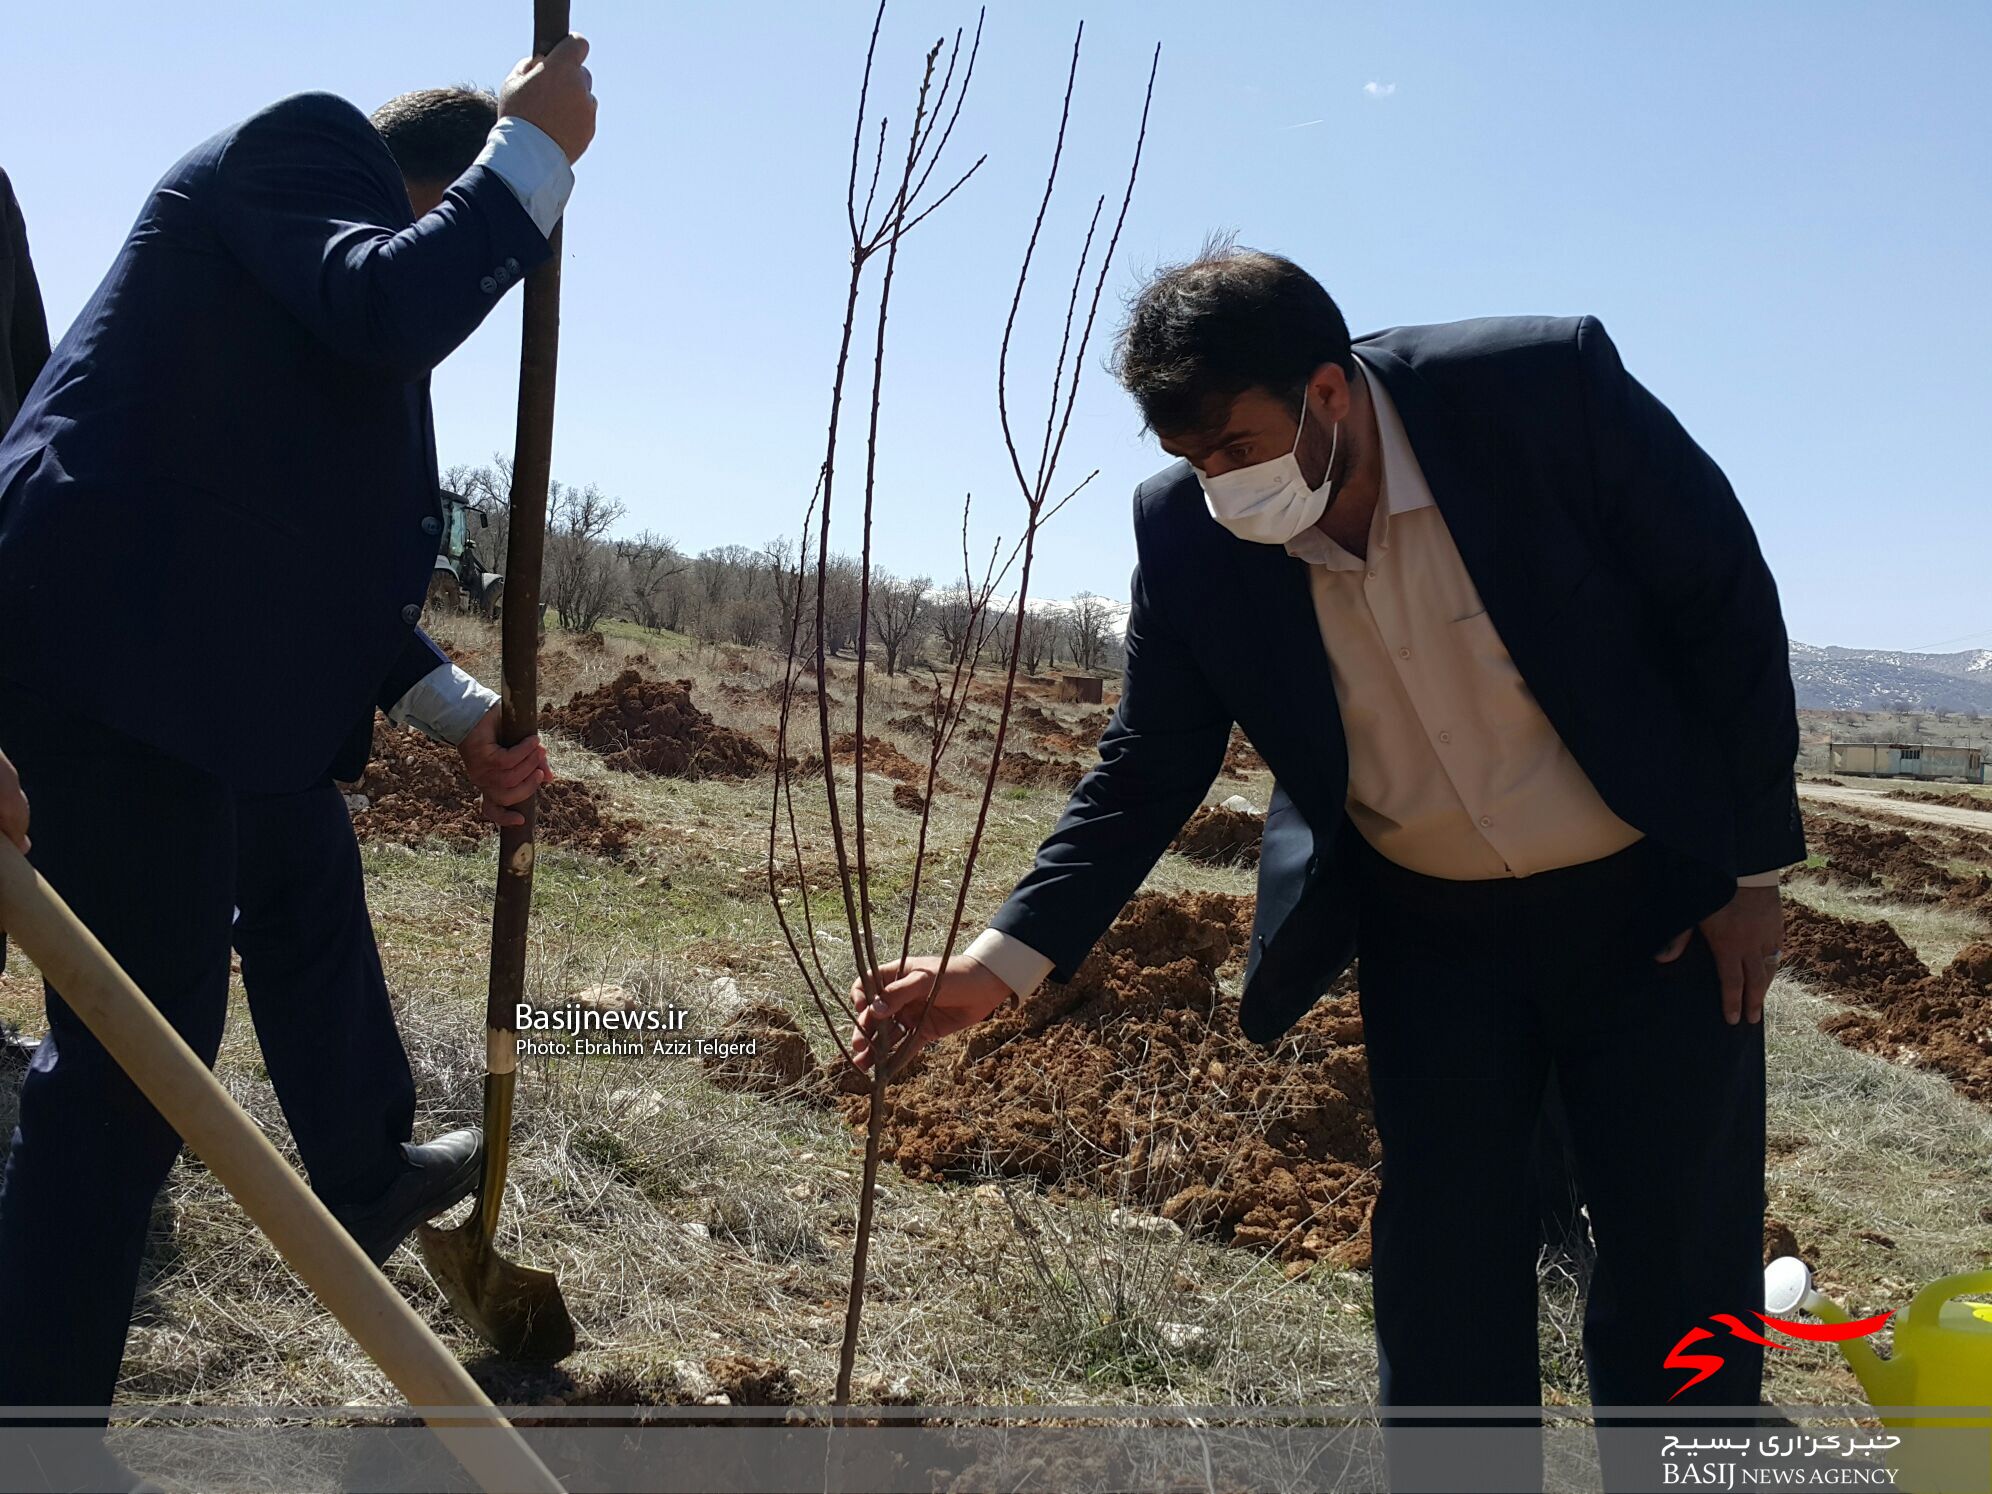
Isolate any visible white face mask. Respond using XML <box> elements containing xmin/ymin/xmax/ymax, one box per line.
<box><xmin>1193</xmin><ymin>392</ymin><xmax>1340</xmax><ymax>546</ymax></box>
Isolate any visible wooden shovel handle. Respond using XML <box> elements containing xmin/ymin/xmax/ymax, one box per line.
<box><xmin>0</xmin><ymin>844</ymin><xmax>564</xmax><ymax>1493</ymax></box>
<box><xmin>487</xmin><ymin>0</ymin><xmax>573</xmax><ymax>1041</ymax></box>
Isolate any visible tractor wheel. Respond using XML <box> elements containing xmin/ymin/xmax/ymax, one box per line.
<box><xmin>481</xmin><ymin>577</ymin><xmax>505</xmax><ymax>622</ymax></box>
<box><xmin>424</xmin><ymin>571</ymin><xmax>462</xmax><ymax>619</ymax></box>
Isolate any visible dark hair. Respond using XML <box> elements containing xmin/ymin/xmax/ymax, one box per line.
<box><xmin>369</xmin><ymin>86</ymin><xmax>499</xmax><ymax>184</ymax></box>
<box><xmin>1113</xmin><ymin>236</ymin><xmax>1355</xmax><ymax>439</ymax></box>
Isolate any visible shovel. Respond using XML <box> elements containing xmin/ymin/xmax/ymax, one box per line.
<box><xmin>415</xmin><ymin>0</ymin><xmax>577</xmax><ymax>1364</ymax></box>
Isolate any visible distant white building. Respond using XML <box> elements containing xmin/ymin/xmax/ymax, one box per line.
<box><xmin>1828</xmin><ymin>741</ymin><xmax>1986</xmax><ymax>783</ymax></box>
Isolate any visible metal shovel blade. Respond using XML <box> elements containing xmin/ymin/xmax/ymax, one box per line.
<box><xmin>416</xmin><ymin>1069</ymin><xmax>575</xmax><ymax>1364</ymax></box>
<box><xmin>416</xmin><ymin>1214</ymin><xmax>575</xmax><ymax>1365</ymax></box>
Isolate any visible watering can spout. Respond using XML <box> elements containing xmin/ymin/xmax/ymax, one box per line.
<box><xmin>1763</xmin><ymin>1256</ymin><xmax>1906</xmax><ymax>1406</ymax></box>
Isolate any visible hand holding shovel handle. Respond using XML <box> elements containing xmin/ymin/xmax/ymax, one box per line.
<box><xmin>414</xmin><ymin>0</ymin><xmax>578</xmax><ymax>1364</ymax></box>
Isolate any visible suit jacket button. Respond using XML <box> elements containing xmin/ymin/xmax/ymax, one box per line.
<box><xmin>480</xmin><ymin>275</ymin><xmax>498</xmax><ymax>293</ymax></box>
<box><xmin>422</xmin><ymin>515</ymin><xmax>441</xmax><ymax>537</ymax></box>
<box><xmin>401</xmin><ymin>603</ymin><xmax>421</xmax><ymax>625</ymax></box>
<box><xmin>494</xmin><ymin>265</ymin><xmax>511</xmax><ymax>285</ymax></box>
<box><xmin>505</xmin><ymin>256</ymin><xmax>520</xmax><ymax>274</ymax></box>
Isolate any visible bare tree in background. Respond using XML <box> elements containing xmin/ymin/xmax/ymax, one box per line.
<box><xmin>1066</xmin><ymin>590</ymin><xmax>1114</xmax><ymax>670</ymax></box>
<box><xmin>766</xmin><ymin>535</ymin><xmax>812</xmax><ymax>655</ymax></box>
<box><xmin>764</xmin><ymin>0</ymin><xmax>1154</xmax><ymax>1407</ymax></box>
<box><xmin>932</xmin><ymin>586</ymin><xmax>979</xmax><ymax>664</ymax></box>
<box><xmin>616</xmin><ymin>530</ymin><xmax>686</xmax><ymax>632</ymax></box>
<box><xmin>1021</xmin><ymin>607</ymin><xmax>1056</xmax><ymax>673</ymax></box>
<box><xmin>869</xmin><ymin>571</ymin><xmax>931</xmax><ymax>675</ymax></box>
<box><xmin>820</xmin><ymin>554</ymin><xmax>864</xmax><ymax>656</ymax></box>
<box><xmin>544</xmin><ymin>480</ymin><xmax>626</xmax><ymax>632</ymax></box>
<box><xmin>986</xmin><ymin>608</ymin><xmax>1019</xmax><ymax>668</ymax></box>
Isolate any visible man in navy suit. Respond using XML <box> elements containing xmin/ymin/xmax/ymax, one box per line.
<box><xmin>0</xmin><ymin>38</ymin><xmax>597</xmax><ymax>1433</ymax></box>
<box><xmin>856</xmin><ymin>247</ymin><xmax>1801</xmax><ymax>1490</ymax></box>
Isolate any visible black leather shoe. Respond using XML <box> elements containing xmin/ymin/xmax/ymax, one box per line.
<box><xmin>333</xmin><ymin>1127</ymin><xmax>483</xmax><ymax>1266</ymax></box>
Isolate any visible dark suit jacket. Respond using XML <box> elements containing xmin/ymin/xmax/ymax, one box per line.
<box><xmin>0</xmin><ymin>93</ymin><xmax>550</xmax><ymax>791</ymax></box>
<box><xmin>989</xmin><ymin>315</ymin><xmax>1804</xmax><ymax>1045</ymax></box>
<box><xmin>0</xmin><ymin>167</ymin><xmax>51</xmax><ymax>438</ymax></box>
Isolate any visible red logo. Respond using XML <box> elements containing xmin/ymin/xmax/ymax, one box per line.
<box><xmin>1663</xmin><ymin>1310</ymin><xmax>1894</xmax><ymax>1399</ymax></box>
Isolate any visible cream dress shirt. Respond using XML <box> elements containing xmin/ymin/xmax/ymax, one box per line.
<box><xmin>964</xmin><ymin>356</ymin><xmax>1778</xmax><ymax>1000</ymax></box>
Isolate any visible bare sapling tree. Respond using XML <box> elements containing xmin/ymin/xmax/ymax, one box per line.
<box><xmin>763</xmin><ymin>0</ymin><xmax>1156</xmax><ymax>1406</ymax></box>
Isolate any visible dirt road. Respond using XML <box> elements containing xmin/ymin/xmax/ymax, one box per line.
<box><xmin>1799</xmin><ymin>779</ymin><xmax>1992</xmax><ymax>830</ymax></box>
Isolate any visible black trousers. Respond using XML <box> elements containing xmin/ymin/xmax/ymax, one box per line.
<box><xmin>1355</xmin><ymin>835</ymin><xmax>1766</xmax><ymax>1491</ymax></box>
<box><xmin>0</xmin><ymin>678</ymin><xmax>416</xmax><ymax>1410</ymax></box>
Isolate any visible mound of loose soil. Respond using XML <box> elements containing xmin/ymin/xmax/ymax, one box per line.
<box><xmin>344</xmin><ymin>719</ymin><xmax>639</xmax><ymax>857</ymax></box>
<box><xmin>1170</xmin><ymin>805</ymin><xmax>1264</xmax><ymax>867</ymax></box>
<box><xmin>1221</xmin><ymin>728</ymin><xmax>1266</xmax><ymax>779</ymax></box>
<box><xmin>436</xmin><ymin>638</ymin><xmax>486</xmax><ymax>672</ymax></box>
<box><xmin>844</xmin><ymin>890</ymin><xmax>1380</xmax><ymax>1266</ymax></box>
<box><xmin>1821</xmin><ymin>941</ymin><xmax>1992</xmax><ymax>1107</ymax></box>
<box><xmin>1781</xmin><ymin>903</ymin><xmax>1930</xmax><ymax>1000</ymax></box>
<box><xmin>701</xmin><ymin>1354</ymin><xmax>797</xmax><ymax>1406</ymax></box>
<box><xmin>703</xmin><ymin>1000</ymin><xmax>825</xmax><ymax>1101</ymax></box>
<box><xmin>795</xmin><ymin>732</ymin><xmax>935</xmax><ymax>789</ymax></box>
<box><xmin>1765</xmin><ymin>1216</ymin><xmax>1807</xmax><ymax>1263</ymax></box>
<box><xmin>996</xmin><ymin>751</ymin><xmax>1086</xmax><ymax>792</ymax></box>
<box><xmin>1803</xmin><ymin>815</ymin><xmax>1959</xmax><ymax>899</ymax></box>
<box><xmin>1026</xmin><ymin>720</ymin><xmax>1101</xmax><ymax>759</ymax></box>
<box><xmin>1014</xmin><ymin>702</ymin><xmax>1108</xmax><ymax>755</ymax></box>
<box><xmin>893</xmin><ymin>782</ymin><xmax>927</xmax><ymax>813</ymax></box>
<box><xmin>887</xmin><ymin>711</ymin><xmax>939</xmax><ymax>739</ymax></box>
<box><xmin>543</xmin><ymin>671</ymin><xmax>769</xmax><ymax>779</ymax></box>
<box><xmin>1886</xmin><ymin>789</ymin><xmax>1992</xmax><ymax>814</ymax></box>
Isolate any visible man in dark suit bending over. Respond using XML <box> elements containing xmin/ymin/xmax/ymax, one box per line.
<box><xmin>856</xmin><ymin>246</ymin><xmax>1802</xmax><ymax>1490</ymax></box>
<box><xmin>0</xmin><ymin>39</ymin><xmax>597</xmax><ymax>1434</ymax></box>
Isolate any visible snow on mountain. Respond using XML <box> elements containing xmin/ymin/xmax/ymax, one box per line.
<box><xmin>1788</xmin><ymin>641</ymin><xmax>1992</xmax><ymax>712</ymax></box>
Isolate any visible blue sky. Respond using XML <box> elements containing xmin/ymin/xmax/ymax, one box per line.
<box><xmin>5</xmin><ymin>1</ymin><xmax>1986</xmax><ymax>651</ymax></box>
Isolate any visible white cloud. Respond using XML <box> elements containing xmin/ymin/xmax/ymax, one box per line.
<box><xmin>1363</xmin><ymin>81</ymin><xmax>1397</xmax><ymax>97</ymax></box>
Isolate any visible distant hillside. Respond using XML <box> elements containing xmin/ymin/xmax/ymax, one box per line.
<box><xmin>1790</xmin><ymin>641</ymin><xmax>1992</xmax><ymax>712</ymax></box>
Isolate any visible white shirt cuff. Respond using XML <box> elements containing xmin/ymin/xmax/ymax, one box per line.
<box><xmin>386</xmin><ymin>662</ymin><xmax>499</xmax><ymax>746</ymax></box>
<box><xmin>1736</xmin><ymin>869</ymin><xmax>1786</xmax><ymax>888</ymax></box>
<box><xmin>473</xmin><ymin>116</ymin><xmax>574</xmax><ymax>239</ymax></box>
<box><xmin>963</xmin><ymin>927</ymin><xmax>1055</xmax><ymax>1000</ymax></box>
